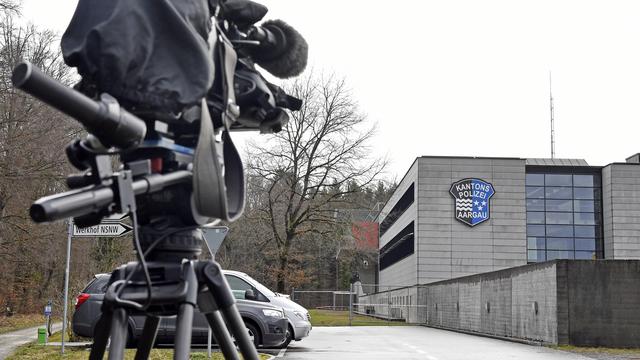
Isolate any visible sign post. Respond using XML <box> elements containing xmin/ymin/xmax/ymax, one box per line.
<box><xmin>44</xmin><ymin>301</ymin><xmax>52</xmax><ymax>344</ymax></box>
<box><xmin>62</xmin><ymin>214</ymin><xmax>131</xmax><ymax>354</ymax></box>
<box><xmin>202</xmin><ymin>226</ymin><xmax>229</xmax><ymax>357</ymax></box>
<box><xmin>207</xmin><ymin>328</ymin><xmax>212</xmax><ymax>358</ymax></box>
<box><xmin>61</xmin><ymin>219</ymin><xmax>72</xmax><ymax>354</ymax></box>
<box><xmin>349</xmin><ymin>283</ymin><xmax>353</xmax><ymax>326</ymax></box>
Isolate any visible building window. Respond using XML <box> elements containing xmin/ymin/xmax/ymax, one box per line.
<box><xmin>379</xmin><ymin>222</ymin><xmax>414</xmax><ymax>270</ymax></box>
<box><xmin>379</xmin><ymin>183</ymin><xmax>414</xmax><ymax>236</ymax></box>
<box><xmin>525</xmin><ymin>171</ymin><xmax>603</xmax><ymax>262</ymax></box>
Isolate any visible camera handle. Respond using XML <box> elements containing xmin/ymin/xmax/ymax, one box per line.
<box><xmin>12</xmin><ymin>61</ymin><xmax>146</xmax><ymax>150</ymax></box>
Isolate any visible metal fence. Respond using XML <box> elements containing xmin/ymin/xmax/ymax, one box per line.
<box><xmin>354</xmin><ymin>283</ymin><xmax>429</xmax><ymax>324</ymax></box>
<box><xmin>291</xmin><ymin>289</ymin><xmax>352</xmax><ymax>310</ymax></box>
<box><xmin>291</xmin><ymin>283</ymin><xmax>429</xmax><ymax>325</ymax></box>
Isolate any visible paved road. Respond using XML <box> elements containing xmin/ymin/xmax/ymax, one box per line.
<box><xmin>0</xmin><ymin>322</ymin><xmax>62</xmax><ymax>359</ymax></box>
<box><xmin>279</xmin><ymin>326</ymin><xmax>593</xmax><ymax>360</ymax></box>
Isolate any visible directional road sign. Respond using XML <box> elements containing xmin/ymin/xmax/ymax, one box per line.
<box><xmin>73</xmin><ymin>220</ymin><xmax>132</xmax><ymax>237</ymax></box>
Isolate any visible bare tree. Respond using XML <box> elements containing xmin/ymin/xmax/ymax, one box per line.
<box><xmin>0</xmin><ymin>0</ymin><xmax>19</xmax><ymax>12</ymax></box>
<box><xmin>0</xmin><ymin>9</ymin><xmax>84</xmax><ymax>313</ymax></box>
<box><xmin>247</xmin><ymin>73</ymin><xmax>385</xmax><ymax>292</ymax></box>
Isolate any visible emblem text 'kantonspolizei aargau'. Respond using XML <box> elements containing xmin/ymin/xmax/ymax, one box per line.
<box><xmin>449</xmin><ymin>178</ymin><xmax>495</xmax><ymax>227</ymax></box>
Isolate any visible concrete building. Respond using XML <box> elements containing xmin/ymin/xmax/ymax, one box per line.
<box><xmin>377</xmin><ymin>155</ymin><xmax>640</xmax><ymax>288</ymax></box>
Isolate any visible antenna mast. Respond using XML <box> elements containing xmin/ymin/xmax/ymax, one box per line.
<box><xmin>549</xmin><ymin>71</ymin><xmax>555</xmax><ymax>159</ymax></box>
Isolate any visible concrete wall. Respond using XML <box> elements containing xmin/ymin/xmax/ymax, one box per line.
<box><xmin>420</xmin><ymin>261</ymin><xmax>558</xmax><ymax>343</ymax></box>
<box><xmin>416</xmin><ymin>157</ymin><xmax>527</xmax><ymax>284</ymax></box>
<box><xmin>560</xmin><ymin>260</ymin><xmax>640</xmax><ymax>347</ymax></box>
<box><xmin>457</xmin><ymin>281</ymin><xmax>480</xmax><ymax>332</ymax></box>
<box><xmin>602</xmin><ymin>164</ymin><xmax>640</xmax><ymax>259</ymax></box>
<box><xmin>378</xmin><ymin>255</ymin><xmax>416</xmax><ymax>288</ymax></box>
<box><xmin>360</xmin><ymin>260</ymin><xmax>640</xmax><ymax>347</ymax></box>
<box><xmin>511</xmin><ymin>263</ymin><xmax>558</xmax><ymax>343</ymax></box>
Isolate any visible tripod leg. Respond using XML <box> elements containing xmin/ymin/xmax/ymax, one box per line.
<box><xmin>200</xmin><ymin>261</ymin><xmax>259</xmax><ymax>360</ymax></box>
<box><xmin>221</xmin><ymin>305</ymin><xmax>260</xmax><ymax>360</ymax></box>
<box><xmin>204</xmin><ymin>312</ymin><xmax>240</xmax><ymax>360</ymax></box>
<box><xmin>89</xmin><ymin>312</ymin><xmax>112</xmax><ymax>360</ymax></box>
<box><xmin>108</xmin><ymin>308</ymin><xmax>129</xmax><ymax>360</ymax></box>
<box><xmin>134</xmin><ymin>316</ymin><xmax>160</xmax><ymax>360</ymax></box>
<box><xmin>174</xmin><ymin>262</ymin><xmax>198</xmax><ymax>360</ymax></box>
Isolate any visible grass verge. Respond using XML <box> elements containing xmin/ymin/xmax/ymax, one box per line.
<box><xmin>550</xmin><ymin>344</ymin><xmax>640</xmax><ymax>357</ymax></box>
<box><xmin>308</xmin><ymin>309</ymin><xmax>410</xmax><ymax>326</ymax></box>
<box><xmin>0</xmin><ymin>314</ymin><xmax>57</xmax><ymax>335</ymax></box>
<box><xmin>6</xmin><ymin>345</ymin><xmax>271</xmax><ymax>360</ymax></box>
<box><xmin>7</xmin><ymin>331</ymin><xmax>270</xmax><ymax>360</ymax></box>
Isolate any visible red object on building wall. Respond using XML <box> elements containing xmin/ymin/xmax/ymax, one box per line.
<box><xmin>352</xmin><ymin>221</ymin><xmax>379</xmax><ymax>250</ymax></box>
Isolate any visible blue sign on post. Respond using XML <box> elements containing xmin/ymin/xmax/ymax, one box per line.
<box><xmin>44</xmin><ymin>305</ymin><xmax>52</xmax><ymax>316</ymax></box>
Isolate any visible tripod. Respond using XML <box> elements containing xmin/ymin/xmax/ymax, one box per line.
<box><xmin>89</xmin><ymin>226</ymin><xmax>259</xmax><ymax>360</ymax></box>
<box><xmin>12</xmin><ymin>62</ymin><xmax>260</xmax><ymax>360</ymax></box>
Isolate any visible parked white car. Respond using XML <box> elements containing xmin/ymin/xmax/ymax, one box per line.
<box><xmin>223</xmin><ymin>270</ymin><xmax>312</xmax><ymax>347</ymax></box>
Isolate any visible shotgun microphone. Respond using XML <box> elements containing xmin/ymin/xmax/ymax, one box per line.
<box><xmin>247</xmin><ymin>19</ymin><xmax>308</xmax><ymax>78</ymax></box>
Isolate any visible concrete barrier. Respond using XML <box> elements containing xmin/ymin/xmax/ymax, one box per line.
<box><xmin>358</xmin><ymin>260</ymin><xmax>640</xmax><ymax>347</ymax></box>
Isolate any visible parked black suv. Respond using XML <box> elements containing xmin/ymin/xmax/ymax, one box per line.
<box><xmin>72</xmin><ymin>274</ymin><xmax>288</xmax><ymax>348</ymax></box>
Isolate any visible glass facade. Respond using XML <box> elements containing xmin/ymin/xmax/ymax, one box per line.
<box><xmin>525</xmin><ymin>172</ymin><xmax>603</xmax><ymax>262</ymax></box>
<box><xmin>379</xmin><ymin>222</ymin><xmax>414</xmax><ymax>270</ymax></box>
<box><xmin>379</xmin><ymin>183</ymin><xmax>414</xmax><ymax>236</ymax></box>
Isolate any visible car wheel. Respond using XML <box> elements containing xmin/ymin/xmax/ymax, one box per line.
<box><xmin>245</xmin><ymin>322</ymin><xmax>261</xmax><ymax>347</ymax></box>
<box><xmin>277</xmin><ymin>325</ymin><xmax>293</xmax><ymax>348</ymax></box>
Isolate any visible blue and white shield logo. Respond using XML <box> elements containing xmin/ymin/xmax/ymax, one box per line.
<box><xmin>449</xmin><ymin>178</ymin><xmax>495</xmax><ymax>227</ymax></box>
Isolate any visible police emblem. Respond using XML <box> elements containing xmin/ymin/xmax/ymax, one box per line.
<box><xmin>449</xmin><ymin>178</ymin><xmax>495</xmax><ymax>227</ymax></box>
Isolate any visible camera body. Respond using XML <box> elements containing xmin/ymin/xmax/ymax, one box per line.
<box><xmin>30</xmin><ymin>0</ymin><xmax>305</xmax><ymax>226</ymax></box>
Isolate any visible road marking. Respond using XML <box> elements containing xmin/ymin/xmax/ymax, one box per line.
<box><xmin>276</xmin><ymin>347</ymin><xmax>287</xmax><ymax>358</ymax></box>
<box><xmin>404</xmin><ymin>342</ymin><xmax>438</xmax><ymax>360</ymax></box>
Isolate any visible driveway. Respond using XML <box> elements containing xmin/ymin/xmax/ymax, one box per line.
<box><xmin>0</xmin><ymin>322</ymin><xmax>62</xmax><ymax>359</ymax></box>
<box><xmin>277</xmin><ymin>326</ymin><xmax>594</xmax><ymax>360</ymax></box>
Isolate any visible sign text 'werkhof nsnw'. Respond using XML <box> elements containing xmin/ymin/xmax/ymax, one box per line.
<box><xmin>73</xmin><ymin>221</ymin><xmax>132</xmax><ymax>237</ymax></box>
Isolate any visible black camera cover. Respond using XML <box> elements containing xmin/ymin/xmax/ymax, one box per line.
<box><xmin>61</xmin><ymin>0</ymin><xmax>214</xmax><ymax>113</ymax></box>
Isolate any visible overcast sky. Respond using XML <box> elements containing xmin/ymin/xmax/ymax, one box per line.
<box><xmin>20</xmin><ymin>0</ymin><xmax>640</xmax><ymax>181</ymax></box>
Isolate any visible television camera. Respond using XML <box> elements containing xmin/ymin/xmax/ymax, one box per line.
<box><xmin>11</xmin><ymin>0</ymin><xmax>307</xmax><ymax>359</ymax></box>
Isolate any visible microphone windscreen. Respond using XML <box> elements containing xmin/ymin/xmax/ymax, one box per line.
<box><xmin>256</xmin><ymin>19</ymin><xmax>308</xmax><ymax>78</ymax></box>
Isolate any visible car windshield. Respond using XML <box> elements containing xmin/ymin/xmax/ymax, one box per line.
<box><xmin>241</xmin><ymin>274</ymin><xmax>276</xmax><ymax>297</ymax></box>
